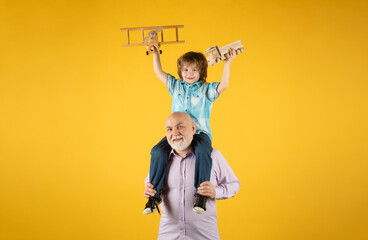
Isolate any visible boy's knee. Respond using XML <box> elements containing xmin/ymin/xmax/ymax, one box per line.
<box><xmin>151</xmin><ymin>145</ymin><xmax>170</xmax><ymax>159</ymax></box>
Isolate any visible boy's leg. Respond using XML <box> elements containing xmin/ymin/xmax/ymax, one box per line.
<box><xmin>149</xmin><ymin>136</ymin><xmax>172</xmax><ymax>197</ymax></box>
<box><xmin>191</xmin><ymin>133</ymin><xmax>213</xmax><ymax>214</ymax></box>
<box><xmin>192</xmin><ymin>133</ymin><xmax>213</xmax><ymax>189</ymax></box>
<box><xmin>143</xmin><ymin>136</ymin><xmax>171</xmax><ymax>215</ymax></box>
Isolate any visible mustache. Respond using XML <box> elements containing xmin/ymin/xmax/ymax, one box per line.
<box><xmin>172</xmin><ymin>135</ymin><xmax>184</xmax><ymax>141</ymax></box>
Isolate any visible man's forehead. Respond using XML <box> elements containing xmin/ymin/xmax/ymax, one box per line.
<box><xmin>165</xmin><ymin>119</ymin><xmax>185</xmax><ymax>128</ymax></box>
<box><xmin>165</xmin><ymin>114</ymin><xmax>190</xmax><ymax>127</ymax></box>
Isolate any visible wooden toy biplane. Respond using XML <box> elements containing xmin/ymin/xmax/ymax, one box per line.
<box><xmin>205</xmin><ymin>40</ymin><xmax>245</xmax><ymax>66</ymax></box>
<box><xmin>120</xmin><ymin>25</ymin><xmax>185</xmax><ymax>55</ymax></box>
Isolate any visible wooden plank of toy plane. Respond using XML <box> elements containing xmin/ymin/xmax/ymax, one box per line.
<box><xmin>120</xmin><ymin>25</ymin><xmax>184</xmax><ymax>47</ymax></box>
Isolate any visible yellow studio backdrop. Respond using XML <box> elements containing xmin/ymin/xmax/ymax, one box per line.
<box><xmin>1</xmin><ymin>0</ymin><xmax>367</xmax><ymax>239</ymax></box>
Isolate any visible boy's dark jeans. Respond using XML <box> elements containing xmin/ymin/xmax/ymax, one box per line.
<box><xmin>149</xmin><ymin>133</ymin><xmax>213</xmax><ymax>197</ymax></box>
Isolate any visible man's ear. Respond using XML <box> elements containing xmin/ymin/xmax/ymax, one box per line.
<box><xmin>192</xmin><ymin>122</ymin><xmax>196</xmax><ymax>134</ymax></box>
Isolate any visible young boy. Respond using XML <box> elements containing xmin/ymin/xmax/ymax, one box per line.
<box><xmin>143</xmin><ymin>45</ymin><xmax>236</xmax><ymax>214</ymax></box>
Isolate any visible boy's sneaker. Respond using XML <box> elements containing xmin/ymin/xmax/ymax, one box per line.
<box><xmin>193</xmin><ymin>193</ymin><xmax>207</xmax><ymax>214</ymax></box>
<box><xmin>143</xmin><ymin>196</ymin><xmax>162</xmax><ymax>215</ymax></box>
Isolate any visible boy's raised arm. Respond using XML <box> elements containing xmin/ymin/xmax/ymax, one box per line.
<box><xmin>151</xmin><ymin>46</ymin><xmax>168</xmax><ymax>86</ymax></box>
<box><xmin>217</xmin><ymin>48</ymin><xmax>237</xmax><ymax>94</ymax></box>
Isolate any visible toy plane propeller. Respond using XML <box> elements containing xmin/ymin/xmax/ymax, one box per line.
<box><xmin>120</xmin><ymin>25</ymin><xmax>184</xmax><ymax>55</ymax></box>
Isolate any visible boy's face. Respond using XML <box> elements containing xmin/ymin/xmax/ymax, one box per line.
<box><xmin>181</xmin><ymin>63</ymin><xmax>200</xmax><ymax>84</ymax></box>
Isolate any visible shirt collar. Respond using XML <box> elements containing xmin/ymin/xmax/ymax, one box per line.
<box><xmin>169</xmin><ymin>148</ymin><xmax>194</xmax><ymax>159</ymax></box>
<box><xmin>180</xmin><ymin>79</ymin><xmax>203</xmax><ymax>87</ymax></box>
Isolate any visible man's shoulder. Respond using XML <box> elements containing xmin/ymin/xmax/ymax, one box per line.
<box><xmin>211</xmin><ymin>148</ymin><xmax>224</xmax><ymax>159</ymax></box>
<box><xmin>211</xmin><ymin>148</ymin><xmax>220</xmax><ymax>154</ymax></box>
<box><xmin>210</xmin><ymin>148</ymin><xmax>229</xmax><ymax>173</ymax></box>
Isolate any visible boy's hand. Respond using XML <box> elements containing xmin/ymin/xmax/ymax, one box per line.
<box><xmin>197</xmin><ymin>181</ymin><xmax>216</xmax><ymax>199</ymax></box>
<box><xmin>144</xmin><ymin>182</ymin><xmax>157</xmax><ymax>198</ymax></box>
<box><xmin>225</xmin><ymin>48</ymin><xmax>237</xmax><ymax>64</ymax></box>
<box><xmin>146</xmin><ymin>45</ymin><xmax>160</xmax><ymax>53</ymax></box>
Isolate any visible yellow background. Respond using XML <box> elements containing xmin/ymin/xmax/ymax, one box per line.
<box><xmin>1</xmin><ymin>0</ymin><xmax>367</xmax><ymax>239</ymax></box>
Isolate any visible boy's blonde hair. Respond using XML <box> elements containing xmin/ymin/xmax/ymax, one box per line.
<box><xmin>177</xmin><ymin>52</ymin><xmax>208</xmax><ymax>83</ymax></box>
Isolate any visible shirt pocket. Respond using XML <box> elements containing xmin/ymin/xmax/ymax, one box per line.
<box><xmin>190</xmin><ymin>92</ymin><xmax>205</xmax><ymax>107</ymax></box>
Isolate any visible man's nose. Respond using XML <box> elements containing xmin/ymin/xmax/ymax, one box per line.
<box><xmin>172</xmin><ymin>128</ymin><xmax>179</xmax><ymax>135</ymax></box>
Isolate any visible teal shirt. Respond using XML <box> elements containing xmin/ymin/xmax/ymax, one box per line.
<box><xmin>167</xmin><ymin>74</ymin><xmax>220</xmax><ymax>140</ymax></box>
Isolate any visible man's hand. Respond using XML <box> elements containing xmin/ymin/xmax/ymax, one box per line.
<box><xmin>197</xmin><ymin>181</ymin><xmax>216</xmax><ymax>199</ymax></box>
<box><xmin>144</xmin><ymin>182</ymin><xmax>157</xmax><ymax>198</ymax></box>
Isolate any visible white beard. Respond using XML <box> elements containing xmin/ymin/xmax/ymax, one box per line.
<box><xmin>169</xmin><ymin>135</ymin><xmax>191</xmax><ymax>151</ymax></box>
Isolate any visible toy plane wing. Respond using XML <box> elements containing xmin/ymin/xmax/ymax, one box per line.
<box><xmin>120</xmin><ymin>25</ymin><xmax>184</xmax><ymax>47</ymax></box>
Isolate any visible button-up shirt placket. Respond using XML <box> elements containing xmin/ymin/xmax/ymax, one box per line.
<box><xmin>179</xmin><ymin>156</ymin><xmax>186</xmax><ymax>239</ymax></box>
<box><xmin>184</xmin><ymin>84</ymin><xmax>190</xmax><ymax>113</ymax></box>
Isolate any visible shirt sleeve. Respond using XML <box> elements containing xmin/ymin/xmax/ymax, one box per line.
<box><xmin>206</xmin><ymin>82</ymin><xmax>221</xmax><ymax>102</ymax></box>
<box><xmin>145</xmin><ymin>173</ymin><xmax>150</xmax><ymax>185</ymax></box>
<box><xmin>167</xmin><ymin>74</ymin><xmax>178</xmax><ymax>97</ymax></box>
<box><xmin>212</xmin><ymin>149</ymin><xmax>241</xmax><ymax>200</ymax></box>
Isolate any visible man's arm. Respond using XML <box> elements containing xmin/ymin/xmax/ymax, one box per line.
<box><xmin>212</xmin><ymin>149</ymin><xmax>241</xmax><ymax>200</ymax></box>
<box><xmin>217</xmin><ymin>48</ymin><xmax>237</xmax><ymax>94</ymax></box>
<box><xmin>144</xmin><ymin>174</ymin><xmax>157</xmax><ymax>198</ymax></box>
<box><xmin>197</xmin><ymin>150</ymin><xmax>240</xmax><ymax>199</ymax></box>
<box><xmin>150</xmin><ymin>45</ymin><xmax>168</xmax><ymax>86</ymax></box>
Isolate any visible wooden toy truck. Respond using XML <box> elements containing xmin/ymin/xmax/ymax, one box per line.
<box><xmin>204</xmin><ymin>40</ymin><xmax>245</xmax><ymax>66</ymax></box>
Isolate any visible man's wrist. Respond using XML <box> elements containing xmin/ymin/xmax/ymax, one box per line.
<box><xmin>214</xmin><ymin>187</ymin><xmax>221</xmax><ymax>199</ymax></box>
